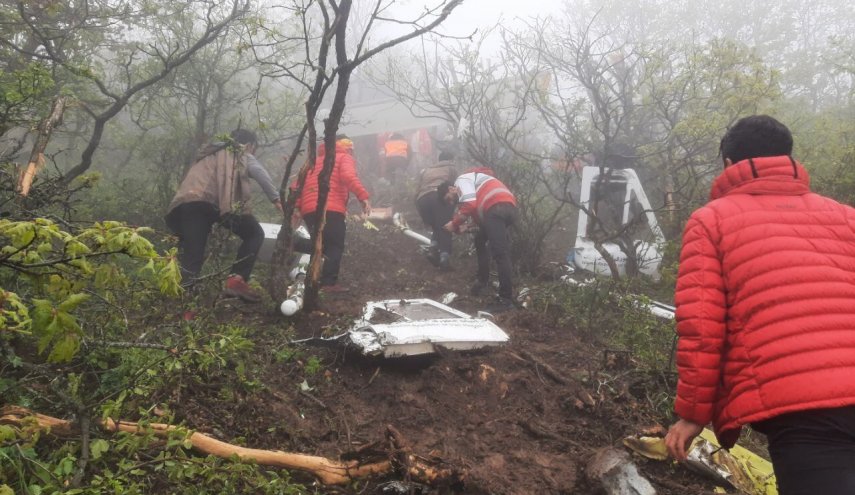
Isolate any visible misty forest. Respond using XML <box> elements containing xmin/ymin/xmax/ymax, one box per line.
<box><xmin>2</xmin><ymin>0</ymin><xmax>855</xmax><ymax>493</ymax></box>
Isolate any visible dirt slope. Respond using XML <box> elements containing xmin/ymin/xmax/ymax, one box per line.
<box><xmin>179</xmin><ymin>218</ymin><xmax>724</xmax><ymax>494</ymax></box>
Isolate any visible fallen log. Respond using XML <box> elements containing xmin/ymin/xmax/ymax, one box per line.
<box><xmin>0</xmin><ymin>406</ymin><xmax>463</xmax><ymax>487</ymax></box>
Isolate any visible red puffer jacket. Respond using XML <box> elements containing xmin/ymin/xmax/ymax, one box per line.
<box><xmin>295</xmin><ymin>143</ymin><xmax>369</xmax><ymax>215</ymax></box>
<box><xmin>674</xmin><ymin>155</ymin><xmax>855</xmax><ymax>447</ymax></box>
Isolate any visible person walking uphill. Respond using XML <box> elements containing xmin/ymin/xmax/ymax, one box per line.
<box><xmin>166</xmin><ymin>128</ymin><xmax>282</xmax><ymax>303</ymax></box>
<box><xmin>415</xmin><ymin>150</ymin><xmax>457</xmax><ymax>271</ymax></box>
<box><xmin>440</xmin><ymin>170</ymin><xmax>518</xmax><ymax>313</ymax></box>
<box><xmin>380</xmin><ymin>132</ymin><xmax>410</xmax><ymax>186</ymax></box>
<box><xmin>664</xmin><ymin>115</ymin><xmax>855</xmax><ymax>495</ymax></box>
<box><xmin>292</xmin><ymin>135</ymin><xmax>370</xmax><ymax>293</ymax></box>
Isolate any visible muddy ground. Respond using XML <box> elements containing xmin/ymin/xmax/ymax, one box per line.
<box><xmin>177</xmin><ymin>203</ymin><xmax>736</xmax><ymax>495</ymax></box>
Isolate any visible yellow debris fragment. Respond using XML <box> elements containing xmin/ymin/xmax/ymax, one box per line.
<box><xmin>622</xmin><ymin>436</ymin><xmax>669</xmax><ymax>461</ymax></box>
<box><xmin>622</xmin><ymin>429</ymin><xmax>777</xmax><ymax>495</ymax></box>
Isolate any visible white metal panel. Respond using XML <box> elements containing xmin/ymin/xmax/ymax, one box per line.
<box><xmin>348</xmin><ymin>299</ymin><xmax>510</xmax><ymax>357</ymax></box>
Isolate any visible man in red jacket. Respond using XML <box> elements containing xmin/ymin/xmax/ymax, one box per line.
<box><xmin>665</xmin><ymin>115</ymin><xmax>855</xmax><ymax>494</ymax></box>
<box><xmin>440</xmin><ymin>170</ymin><xmax>519</xmax><ymax>313</ymax></box>
<box><xmin>293</xmin><ymin>135</ymin><xmax>370</xmax><ymax>292</ymax></box>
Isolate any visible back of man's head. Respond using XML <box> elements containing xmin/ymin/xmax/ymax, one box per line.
<box><xmin>438</xmin><ymin>150</ymin><xmax>455</xmax><ymax>162</ymax></box>
<box><xmin>437</xmin><ymin>180</ymin><xmax>453</xmax><ymax>199</ymax></box>
<box><xmin>230</xmin><ymin>128</ymin><xmax>258</xmax><ymax>146</ymax></box>
<box><xmin>720</xmin><ymin>115</ymin><xmax>793</xmax><ymax>165</ymax></box>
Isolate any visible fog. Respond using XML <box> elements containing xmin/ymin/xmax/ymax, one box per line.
<box><xmin>2</xmin><ymin>0</ymin><xmax>855</xmax><ymax>269</ymax></box>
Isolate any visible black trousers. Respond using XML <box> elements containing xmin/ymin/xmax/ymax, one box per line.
<box><xmin>752</xmin><ymin>406</ymin><xmax>855</xmax><ymax>495</ymax></box>
<box><xmin>166</xmin><ymin>201</ymin><xmax>263</xmax><ymax>283</ymax></box>
<box><xmin>302</xmin><ymin>211</ymin><xmax>346</xmax><ymax>286</ymax></box>
<box><xmin>474</xmin><ymin>202</ymin><xmax>517</xmax><ymax>300</ymax></box>
<box><xmin>384</xmin><ymin>155</ymin><xmax>409</xmax><ymax>185</ymax></box>
<box><xmin>416</xmin><ymin>191</ymin><xmax>454</xmax><ymax>255</ymax></box>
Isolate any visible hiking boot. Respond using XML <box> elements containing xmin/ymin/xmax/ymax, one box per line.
<box><xmin>320</xmin><ymin>284</ymin><xmax>349</xmax><ymax>293</ymax></box>
<box><xmin>223</xmin><ymin>274</ymin><xmax>262</xmax><ymax>303</ymax></box>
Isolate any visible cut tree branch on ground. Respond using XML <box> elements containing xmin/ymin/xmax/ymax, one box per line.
<box><xmin>515</xmin><ymin>350</ymin><xmax>597</xmax><ymax>407</ymax></box>
<box><xmin>0</xmin><ymin>406</ymin><xmax>464</xmax><ymax>487</ymax></box>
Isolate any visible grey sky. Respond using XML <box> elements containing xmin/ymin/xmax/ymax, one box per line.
<box><xmin>377</xmin><ymin>0</ymin><xmax>566</xmax><ymax>55</ymax></box>
<box><xmin>432</xmin><ymin>0</ymin><xmax>565</xmax><ymax>36</ymax></box>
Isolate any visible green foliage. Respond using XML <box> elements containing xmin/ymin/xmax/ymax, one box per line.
<box><xmin>534</xmin><ymin>279</ymin><xmax>676</xmax><ymax>371</ymax></box>
<box><xmin>0</xmin><ymin>420</ymin><xmax>307</xmax><ymax>494</ymax></box>
<box><xmin>1</xmin><ymin>315</ymin><xmax>308</xmax><ymax>493</ymax></box>
<box><xmin>303</xmin><ymin>355</ymin><xmax>322</xmax><ymax>376</ymax></box>
<box><xmin>781</xmin><ymin>105</ymin><xmax>855</xmax><ymax>206</ymax></box>
<box><xmin>0</xmin><ymin>62</ymin><xmax>56</xmax><ymax>131</ymax></box>
<box><xmin>0</xmin><ymin>290</ymin><xmax>29</xmax><ymax>333</ymax></box>
<box><xmin>0</xmin><ymin>218</ymin><xmax>181</xmax><ymax>361</ymax></box>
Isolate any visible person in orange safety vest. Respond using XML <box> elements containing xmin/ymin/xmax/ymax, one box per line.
<box><xmin>380</xmin><ymin>132</ymin><xmax>410</xmax><ymax>186</ymax></box>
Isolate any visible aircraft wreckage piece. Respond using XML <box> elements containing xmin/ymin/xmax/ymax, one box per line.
<box><xmin>258</xmin><ymin>223</ymin><xmax>311</xmax><ymax>263</ymax></box>
<box><xmin>280</xmin><ymin>253</ymin><xmax>310</xmax><ymax>316</ymax></box>
<box><xmin>623</xmin><ymin>429</ymin><xmax>777</xmax><ymax>495</ymax></box>
<box><xmin>572</xmin><ymin>166</ymin><xmax>665</xmax><ymax>280</ymax></box>
<box><xmin>0</xmin><ymin>406</ymin><xmax>464</xmax><ymax>487</ymax></box>
<box><xmin>392</xmin><ymin>212</ymin><xmax>432</xmax><ymax>246</ymax></box>
<box><xmin>349</xmin><ymin>299</ymin><xmax>510</xmax><ymax>357</ymax></box>
<box><xmin>561</xmin><ymin>267</ymin><xmax>675</xmax><ymax>320</ymax></box>
<box><xmin>254</xmin><ymin>224</ymin><xmax>312</xmax><ymax>315</ymax></box>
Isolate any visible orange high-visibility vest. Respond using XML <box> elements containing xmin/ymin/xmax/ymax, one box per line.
<box><xmin>384</xmin><ymin>139</ymin><xmax>408</xmax><ymax>158</ymax></box>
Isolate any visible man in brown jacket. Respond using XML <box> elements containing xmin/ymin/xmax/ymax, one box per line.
<box><xmin>165</xmin><ymin>129</ymin><xmax>282</xmax><ymax>303</ymax></box>
<box><xmin>414</xmin><ymin>150</ymin><xmax>457</xmax><ymax>270</ymax></box>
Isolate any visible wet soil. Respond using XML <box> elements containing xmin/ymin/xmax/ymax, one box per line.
<box><xmin>177</xmin><ymin>205</ymin><xmax>733</xmax><ymax>495</ymax></box>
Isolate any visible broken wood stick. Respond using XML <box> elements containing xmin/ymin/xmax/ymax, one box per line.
<box><xmin>517</xmin><ymin>350</ymin><xmax>596</xmax><ymax>407</ymax></box>
<box><xmin>17</xmin><ymin>96</ymin><xmax>66</xmax><ymax>197</ymax></box>
<box><xmin>0</xmin><ymin>406</ymin><xmax>463</xmax><ymax>486</ymax></box>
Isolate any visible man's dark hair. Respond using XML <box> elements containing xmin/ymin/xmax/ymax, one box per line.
<box><xmin>230</xmin><ymin>128</ymin><xmax>258</xmax><ymax>146</ymax></box>
<box><xmin>437</xmin><ymin>180</ymin><xmax>453</xmax><ymax>199</ymax></box>
<box><xmin>720</xmin><ymin>115</ymin><xmax>793</xmax><ymax>164</ymax></box>
<box><xmin>438</xmin><ymin>150</ymin><xmax>455</xmax><ymax>162</ymax></box>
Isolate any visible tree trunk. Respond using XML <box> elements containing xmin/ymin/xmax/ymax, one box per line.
<box><xmin>17</xmin><ymin>96</ymin><xmax>66</xmax><ymax>197</ymax></box>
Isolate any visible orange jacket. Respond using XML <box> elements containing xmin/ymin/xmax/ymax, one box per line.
<box><xmin>674</xmin><ymin>155</ymin><xmax>855</xmax><ymax>447</ymax></box>
<box><xmin>294</xmin><ymin>142</ymin><xmax>369</xmax><ymax>215</ymax></box>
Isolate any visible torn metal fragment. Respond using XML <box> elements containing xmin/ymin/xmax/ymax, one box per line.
<box><xmin>622</xmin><ymin>429</ymin><xmax>777</xmax><ymax>495</ymax></box>
<box><xmin>348</xmin><ymin>299</ymin><xmax>510</xmax><ymax>358</ymax></box>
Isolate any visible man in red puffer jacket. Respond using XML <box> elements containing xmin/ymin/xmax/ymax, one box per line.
<box><xmin>293</xmin><ymin>135</ymin><xmax>370</xmax><ymax>292</ymax></box>
<box><xmin>665</xmin><ymin>115</ymin><xmax>855</xmax><ymax>495</ymax></box>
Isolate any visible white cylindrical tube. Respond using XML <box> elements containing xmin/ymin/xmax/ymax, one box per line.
<box><xmin>280</xmin><ymin>254</ymin><xmax>310</xmax><ymax>316</ymax></box>
<box><xmin>280</xmin><ymin>280</ymin><xmax>304</xmax><ymax>316</ymax></box>
<box><xmin>402</xmin><ymin>228</ymin><xmax>432</xmax><ymax>245</ymax></box>
<box><xmin>393</xmin><ymin>212</ymin><xmax>432</xmax><ymax>246</ymax></box>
